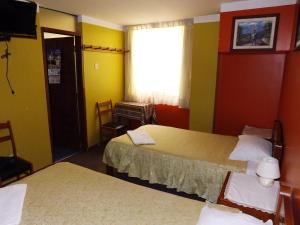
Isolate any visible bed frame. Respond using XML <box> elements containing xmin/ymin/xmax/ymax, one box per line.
<box><xmin>272</xmin><ymin>120</ymin><xmax>284</xmax><ymax>165</ymax></box>
<box><xmin>274</xmin><ymin>187</ymin><xmax>295</xmax><ymax>225</ymax></box>
<box><xmin>272</xmin><ymin>121</ymin><xmax>295</xmax><ymax>225</ymax></box>
<box><xmin>262</xmin><ymin>120</ymin><xmax>295</xmax><ymax>225</ymax></box>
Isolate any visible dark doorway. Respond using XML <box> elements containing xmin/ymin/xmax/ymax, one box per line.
<box><xmin>41</xmin><ymin>28</ymin><xmax>87</xmax><ymax>162</ymax></box>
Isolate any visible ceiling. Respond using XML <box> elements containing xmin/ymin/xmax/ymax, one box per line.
<box><xmin>36</xmin><ymin>0</ymin><xmax>242</xmax><ymax>25</ymax></box>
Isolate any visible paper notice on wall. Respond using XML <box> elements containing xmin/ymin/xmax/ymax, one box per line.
<box><xmin>48</xmin><ymin>75</ymin><xmax>61</xmax><ymax>84</ymax></box>
<box><xmin>47</xmin><ymin>49</ymin><xmax>61</xmax><ymax>84</ymax></box>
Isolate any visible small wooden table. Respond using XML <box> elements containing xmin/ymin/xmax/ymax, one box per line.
<box><xmin>113</xmin><ymin>101</ymin><xmax>156</xmax><ymax>125</ymax></box>
<box><xmin>217</xmin><ymin>172</ymin><xmax>276</xmax><ymax>222</ymax></box>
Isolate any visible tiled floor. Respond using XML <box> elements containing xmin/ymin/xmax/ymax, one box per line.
<box><xmin>62</xmin><ymin>145</ymin><xmax>107</xmax><ymax>173</ymax></box>
<box><xmin>63</xmin><ymin>143</ymin><xmax>205</xmax><ymax>202</ymax></box>
<box><xmin>54</xmin><ymin>146</ymin><xmax>82</xmax><ymax>162</ymax></box>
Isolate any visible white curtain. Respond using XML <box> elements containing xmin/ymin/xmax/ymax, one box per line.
<box><xmin>125</xmin><ymin>19</ymin><xmax>192</xmax><ymax>108</ymax></box>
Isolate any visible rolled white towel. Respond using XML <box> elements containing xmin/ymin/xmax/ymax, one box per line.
<box><xmin>127</xmin><ymin>130</ymin><xmax>155</xmax><ymax>145</ymax></box>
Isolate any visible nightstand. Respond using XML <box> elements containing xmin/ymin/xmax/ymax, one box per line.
<box><xmin>217</xmin><ymin>172</ymin><xmax>279</xmax><ymax>222</ymax></box>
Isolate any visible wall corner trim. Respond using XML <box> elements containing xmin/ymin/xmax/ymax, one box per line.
<box><xmin>78</xmin><ymin>15</ymin><xmax>124</xmax><ymax>31</ymax></box>
<box><xmin>193</xmin><ymin>14</ymin><xmax>220</xmax><ymax>23</ymax></box>
<box><xmin>221</xmin><ymin>0</ymin><xmax>297</xmax><ymax>12</ymax></box>
<box><xmin>36</xmin><ymin>3</ymin><xmax>40</xmax><ymax>13</ymax></box>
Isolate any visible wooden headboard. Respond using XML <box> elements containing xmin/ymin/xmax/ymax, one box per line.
<box><xmin>272</xmin><ymin>120</ymin><xmax>283</xmax><ymax>165</ymax></box>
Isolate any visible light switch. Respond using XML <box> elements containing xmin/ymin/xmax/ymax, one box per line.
<box><xmin>94</xmin><ymin>63</ymin><xmax>99</xmax><ymax>70</ymax></box>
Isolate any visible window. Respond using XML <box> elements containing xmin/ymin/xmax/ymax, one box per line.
<box><xmin>125</xmin><ymin>20</ymin><xmax>192</xmax><ymax>108</ymax></box>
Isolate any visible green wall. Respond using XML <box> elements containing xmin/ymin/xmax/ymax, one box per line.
<box><xmin>189</xmin><ymin>22</ymin><xmax>219</xmax><ymax>133</ymax></box>
<box><xmin>80</xmin><ymin>23</ymin><xmax>124</xmax><ymax>147</ymax></box>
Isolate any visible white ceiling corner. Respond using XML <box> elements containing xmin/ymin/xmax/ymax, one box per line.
<box><xmin>35</xmin><ymin>0</ymin><xmax>297</xmax><ymax>28</ymax></box>
<box><xmin>35</xmin><ymin>0</ymin><xmax>241</xmax><ymax>26</ymax></box>
<box><xmin>36</xmin><ymin>2</ymin><xmax>40</xmax><ymax>12</ymax></box>
<box><xmin>221</xmin><ymin>0</ymin><xmax>297</xmax><ymax>12</ymax></box>
<box><xmin>193</xmin><ymin>14</ymin><xmax>220</xmax><ymax>24</ymax></box>
<box><xmin>78</xmin><ymin>15</ymin><xmax>124</xmax><ymax>31</ymax></box>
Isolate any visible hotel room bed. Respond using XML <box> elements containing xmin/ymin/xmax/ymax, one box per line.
<box><xmin>14</xmin><ymin>162</ymin><xmax>293</xmax><ymax>225</ymax></box>
<box><xmin>17</xmin><ymin>162</ymin><xmax>237</xmax><ymax>225</ymax></box>
<box><xmin>103</xmin><ymin>122</ymin><xmax>283</xmax><ymax>203</ymax></box>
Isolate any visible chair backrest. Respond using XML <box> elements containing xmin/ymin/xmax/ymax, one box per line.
<box><xmin>0</xmin><ymin>121</ymin><xmax>17</xmax><ymax>157</ymax></box>
<box><xmin>96</xmin><ymin>100</ymin><xmax>113</xmax><ymax>127</ymax></box>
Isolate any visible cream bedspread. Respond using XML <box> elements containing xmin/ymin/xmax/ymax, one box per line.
<box><xmin>103</xmin><ymin>125</ymin><xmax>247</xmax><ymax>202</ymax></box>
<box><xmin>16</xmin><ymin>163</ymin><xmax>238</xmax><ymax>225</ymax></box>
<box><xmin>18</xmin><ymin>163</ymin><xmax>200</xmax><ymax>225</ymax></box>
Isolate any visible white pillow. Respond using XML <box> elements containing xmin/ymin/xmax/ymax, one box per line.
<box><xmin>196</xmin><ymin>205</ymin><xmax>273</xmax><ymax>225</ymax></box>
<box><xmin>242</xmin><ymin>125</ymin><xmax>272</xmax><ymax>139</ymax></box>
<box><xmin>229</xmin><ymin>135</ymin><xmax>272</xmax><ymax>161</ymax></box>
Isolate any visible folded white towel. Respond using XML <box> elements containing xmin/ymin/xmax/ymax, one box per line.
<box><xmin>0</xmin><ymin>184</ymin><xmax>27</xmax><ymax>225</ymax></box>
<box><xmin>127</xmin><ymin>130</ymin><xmax>155</xmax><ymax>145</ymax></box>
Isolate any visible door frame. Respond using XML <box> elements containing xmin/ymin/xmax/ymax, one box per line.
<box><xmin>41</xmin><ymin>27</ymin><xmax>87</xmax><ymax>162</ymax></box>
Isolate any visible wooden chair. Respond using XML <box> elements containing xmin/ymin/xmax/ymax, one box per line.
<box><xmin>0</xmin><ymin>121</ymin><xmax>33</xmax><ymax>187</ymax></box>
<box><xmin>97</xmin><ymin>100</ymin><xmax>127</xmax><ymax>142</ymax></box>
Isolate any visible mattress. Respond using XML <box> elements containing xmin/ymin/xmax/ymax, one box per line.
<box><xmin>103</xmin><ymin>125</ymin><xmax>247</xmax><ymax>202</ymax></box>
<box><xmin>15</xmin><ymin>162</ymin><xmax>237</xmax><ymax>225</ymax></box>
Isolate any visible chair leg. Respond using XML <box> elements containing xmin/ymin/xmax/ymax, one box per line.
<box><xmin>100</xmin><ymin>132</ymin><xmax>106</xmax><ymax>143</ymax></box>
<box><xmin>29</xmin><ymin>164</ymin><xmax>33</xmax><ymax>174</ymax></box>
<box><xmin>100</xmin><ymin>129</ymin><xmax>107</xmax><ymax>144</ymax></box>
<box><xmin>26</xmin><ymin>169</ymin><xmax>31</xmax><ymax>176</ymax></box>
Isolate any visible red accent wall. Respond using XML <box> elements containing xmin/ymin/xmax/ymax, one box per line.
<box><xmin>279</xmin><ymin>51</ymin><xmax>300</xmax><ymax>222</ymax></box>
<box><xmin>214</xmin><ymin>5</ymin><xmax>297</xmax><ymax>135</ymax></box>
<box><xmin>215</xmin><ymin>2</ymin><xmax>300</xmax><ymax>219</ymax></box>
<box><xmin>128</xmin><ymin>105</ymin><xmax>189</xmax><ymax>130</ymax></box>
<box><xmin>155</xmin><ymin>105</ymin><xmax>189</xmax><ymax>129</ymax></box>
<box><xmin>219</xmin><ymin>5</ymin><xmax>297</xmax><ymax>53</ymax></box>
<box><xmin>214</xmin><ymin>53</ymin><xmax>285</xmax><ymax>135</ymax></box>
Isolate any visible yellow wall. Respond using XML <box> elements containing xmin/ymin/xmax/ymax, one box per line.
<box><xmin>39</xmin><ymin>8</ymin><xmax>77</xmax><ymax>32</ymax></box>
<box><xmin>0</xmin><ymin>17</ymin><xmax>52</xmax><ymax>170</ymax></box>
<box><xmin>189</xmin><ymin>22</ymin><xmax>219</xmax><ymax>133</ymax></box>
<box><xmin>80</xmin><ymin>23</ymin><xmax>124</xmax><ymax>147</ymax></box>
<box><xmin>0</xmin><ymin>13</ymin><xmax>217</xmax><ymax>171</ymax></box>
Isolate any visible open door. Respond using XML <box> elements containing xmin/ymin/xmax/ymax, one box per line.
<box><xmin>42</xmin><ymin>28</ymin><xmax>87</xmax><ymax>162</ymax></box>
<box><xmin>46</xmin><ymin>37</ymin><xmax>81</xmax><ymax>150</ymax></box>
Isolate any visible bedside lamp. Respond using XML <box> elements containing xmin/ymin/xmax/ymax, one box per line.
<box><xmin>256</xmin><ymin>156</ymin><xmax>280</xmax><ymax>187</ymax></box>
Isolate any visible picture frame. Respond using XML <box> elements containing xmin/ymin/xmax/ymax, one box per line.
<box><xmin>295</xmin><ymin>12</ymin><xmax>300</xmax><ymax>50</ymax></box>
<box><xmin>231</xmin><ymin>14</ymin><xmax>279</xmax><ymax>51</ymax></box>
